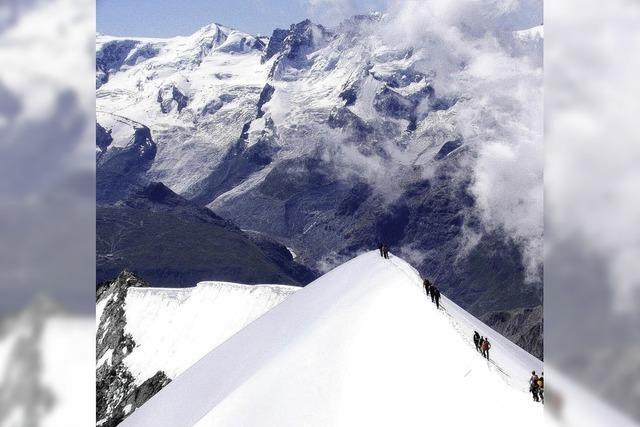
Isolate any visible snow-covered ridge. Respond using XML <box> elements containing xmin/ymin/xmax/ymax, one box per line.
<box><xmin>117</xmin><ymin>281</ymin><xmax>298</xmax><ymax>382</ymax></box>
<box><xmin>106</xmin><ymin>252</ymin><xmax>635</xmax><ymax>427</ymax></box>
<box><xmin>121</xmin><ymin>251</ymin><xmax>544</xmax><ymax>427</ymax></box>
<box><xmin>96</xmin><ymin>275</ymin><xmax>298</xmax><ymax>425</ymax></box>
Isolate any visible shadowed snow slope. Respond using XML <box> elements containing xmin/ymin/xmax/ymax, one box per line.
<box><xmin>121</xmin><ymin>252</ymin><xmax>544</xmax><ymax>426</ymax></box>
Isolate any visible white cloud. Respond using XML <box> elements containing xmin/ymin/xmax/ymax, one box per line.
<box><xmin>307</xmin><ymin>0</ymin><xmax>355</xmax><ymax>27</ymax></box>
<box><xmin>377</xmin><ymin>0</ymin><xmax>543</xmax><ymax>281</ymax></box>
<box><xmin>546</xmin><ymin>0</ymin><xmax>640</xmax><ymax>311</ymax></box>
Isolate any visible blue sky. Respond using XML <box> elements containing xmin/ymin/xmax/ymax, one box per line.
<box><xmin>97</xmin><ymin>0</ymin><xmax>386</xmax><ymax>37</ymax></box>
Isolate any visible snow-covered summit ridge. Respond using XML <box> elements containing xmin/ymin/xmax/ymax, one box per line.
<box><xmin>98</xmin><ymin>279</ymin><xmax>298</xmax><ymax>381</ymax></box>
<box><xmin>121</xmin><ymin>251</ymin><xmax>543</xmax><ymax>427</ymax></box>
<box><xmin>96</xmin><ymin>22</ymin><xmax>265</xmax><ymax>89</ymax></box>
<box><xmin>96</xmin><ymin>275</ymin><xmax>298</xmax><ymax>425</ymax></box>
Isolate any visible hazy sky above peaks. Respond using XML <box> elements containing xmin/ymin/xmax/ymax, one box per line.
<box><xmin>97</xmin><ymin>0</ymin><xmax>386</xmax><ymax>37</ymax></box>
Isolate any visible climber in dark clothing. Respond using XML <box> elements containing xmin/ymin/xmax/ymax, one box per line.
<box><xmin>473</xmin><ymin>331</ymin><xmax>480</xmax><ymax>351</ymax></box>
<box><xmin>382</xmin><ymin>244</ymin><xmax>390</xmax><ymax>259</ymax></box>
<box><xmin>430</xmin><ymin>285</ymin><xmax>436</xmax><ymax>303</ymax></box>
<box><xmin>433</xmin><ymin>287</ymin><xmax>441</xmax><ymax>309</ymax></box>
<box><xmin>378</xmin><ymin>242</ymin><xmax>384</xmax><ymax>257</ymax></box>
<box><xmin>423</xmin><ymin>279</ymin><xmax>431</xmax><ymax>296</ymax></box>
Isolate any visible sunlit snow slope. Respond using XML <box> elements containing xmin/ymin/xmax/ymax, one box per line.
<box><xmin>97</xmin><ymin>280</ymin><xmax>297</xmax><ymax>384</ymax></box>
<box><xmin>122</xmin><ymin>251</ymin><xmax>544</xmax><ymax>427</ymax></box>
<box><xmin>96</xmin><ymin>276</ymin><xmax>299</xmax><ymax>426</ymax></box>
<box><xmin>123</xmin><ymin>282</ymin><xmax>298</xmax><ymax>382</ymax></box>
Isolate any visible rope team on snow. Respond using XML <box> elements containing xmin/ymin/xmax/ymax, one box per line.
<box><xmin>377</xmin><ymin>244</ymin><xmax>543</xmax><ymax>406</ymax></box>
<box><xmin>473</xmin><ymin>331</ymin><xmax>491</xmax><ymax>360</ymax></box>
<box><xmin>422</xmin><ymin>278</ymin><xmax>441</xmax><ymax>309</ymax></box>
<box><xmin>529</xmin><ymin>371</ymin><xmax>544</xmax><ymax>403</ymax></box>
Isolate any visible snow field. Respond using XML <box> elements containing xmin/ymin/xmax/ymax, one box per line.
<box><xmin>123</xmin><ymin>282</ymin><xmax>298</xmax><ymax>383</ymax></box>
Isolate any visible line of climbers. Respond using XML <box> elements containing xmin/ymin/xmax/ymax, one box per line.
<box><xmin>529</xmin><ymin>371</ymin><xmax>544</xmax><ymax>404</ymax></box>
<box><xmin>472</xmin><ymin>331</ymin><xmax>492</xmax><ymax>360</ymax></box>
<box><xmin>422</xmin><ymin>278</ymin><xmax>441</xmax><ymax>309</ymax></box>
<box><xmin>377</xmin><ymin>245</ymin><xmax>542</xmax><ymax>406</ymax></box>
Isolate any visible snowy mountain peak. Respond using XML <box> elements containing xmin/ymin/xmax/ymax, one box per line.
<box><xmin>337</xmin><ymin>11</ymin><xmax>385</xmax><ymax>31</ymax></box>
<box><xmin>189</xmin><ymin>22</ymin><xmax>265</xmax><ymax>55</ymax></box>
<box><xmin>262</xmin><ymin>19</ymin><xmax>334</xmax><ymax>67</ymax></box>
<box><xmin>96</xmin><ymin>21</ymin><xmax>265</xmax><ymax>89</ymax></box>
<box><xmin>282</xmin><ymin>19</ymin><xmax>333</xmax><ymax>60</ymax></box>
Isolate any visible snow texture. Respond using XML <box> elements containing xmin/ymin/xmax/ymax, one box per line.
<box><xmin>122</xmin><ymin>282</ymin><xmax>298</xmax><ymax>384</ymax></box>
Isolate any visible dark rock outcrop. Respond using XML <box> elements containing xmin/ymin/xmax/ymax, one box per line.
<box><xmin>434</xmin><ymin>139</ymin><xmax>463</xmax><ymax>160</ymax></box>
<box><xmin>256</xmin><ymin>83</ymin><xmax>275</xmax><ymax>118</ymax></box>
<box><xmin>480</xmin><ymin>305</ymin><xmax>543</xmax><ymax>360</ymax></box>
<box><xmin>96</xmin><ymin>271</ymin><xmax>171</xmax><ymax>426</ymax></box>
<box><xmin>96</xmin><ymin>124</ymin><xmax>156</xmax><ymax>204</ymax></box>
<box><xmin>96</xmin><ymin>122</ymin><xmax>113</xmax><ymax>154</ymax></box>
<box><xmin>262</xmin><ymin>28</ymin><xmax>288</xmax><ymax>63</ymax></box>
<box><xmin>157</xmin><ymin>85</ymin><xmax>188</xmax><ymax>114</ymax></box>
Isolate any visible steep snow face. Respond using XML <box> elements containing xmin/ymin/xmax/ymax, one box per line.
<box><xmin>122</xmin><ymin>282</ymin><xmax>299</xmax><ymax>383</ymax></box>
<box><xmin>121</xmin><ymin>251</ymin><xmax>544</xmax><ymax>427</ymax></box>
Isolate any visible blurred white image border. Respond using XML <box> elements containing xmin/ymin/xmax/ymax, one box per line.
<box><xmin>0</xmin><ymin>0</ymin><xmax>95</xmax><ymax>425</ymax></box>
<box><xmin>0</xmin><ymin>0</ymin><xmax>638</xmax><ymax>426</ymax></box>
<box><xmin>545</xmin><ymin>0</ymin><xmax>640</xmax><ymax>425</ymax></box>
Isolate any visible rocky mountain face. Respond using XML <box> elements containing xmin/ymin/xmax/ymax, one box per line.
<box><xmin>480</xmin><ymin>305</ymin><xmax>543</xmax><ymax>360</ymax></box>
<box><xmin>96</xmin><ymin>271</ymin><xmax>299</xmax><ymax>426</ymax></box>
<box><xmin>97</xmin><ymin>182</ymin><xmax>315</xmax><ymax>287</ymax></box>
<box><xmin>96</xmin><ymin>271</ymin><xmax>171</xmax><ymax>427</ymax></box>
<box><xmin>96</xmin><ymin>16</ymin><xmax>543</xmax><ymax>355</ymax></box>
